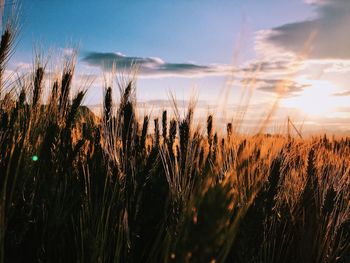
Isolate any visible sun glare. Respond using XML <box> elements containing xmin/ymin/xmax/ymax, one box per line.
<box><xmin>281</xmin><ymin>80</ymin><xmax>339</xmax><ymax>116</ymax></box>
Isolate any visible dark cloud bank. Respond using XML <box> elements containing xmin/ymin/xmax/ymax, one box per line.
<box><xmin>266</xmin><ymin>0</ymin><xmax>350</xmax><ymax>60</ymax></box>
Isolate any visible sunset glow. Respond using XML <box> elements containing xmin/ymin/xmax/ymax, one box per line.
<box><xmin>7</xmin><ymin>0</ymin><xmax>350</xmax><ymax>133</ymax></box>
<box><xmin>281</xmin><ymin>80</ymin><xmax>339</xmax><ymax>116</ymax></box>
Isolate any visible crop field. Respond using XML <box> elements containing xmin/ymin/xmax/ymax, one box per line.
<box><xmin>0</xmin><ymin>1</ymin><xmax>349</xmax><ymax>263</ymax></box>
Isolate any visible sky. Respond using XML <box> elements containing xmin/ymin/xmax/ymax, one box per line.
<box><xmin>6</xmin><ymin>0</ymin><xmax>350</xmax><ymax>134</ymax></box>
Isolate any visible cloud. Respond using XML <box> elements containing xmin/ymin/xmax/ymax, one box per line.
<box><xmin>15</xmin><ymin>62</ymin><xmax>32</xmax><ymax>71</ymax></box>
<box><xmin>242</xmin><ymin>59</ymin><xmax>299</xmax><ymax>75</ymax></box>
<box><xmin>82</xmin><ymin>51</ymin><xmax>313</xmax><ymax>97</ymax></box>
<box><xmin>260</xmin><ymin>0</ymin><xmax>350</xmax><ymax>60</ymax></box>
<box><xmin>332</xmin><ymin>90</ymin><xmax>350</xmax><ymax>96</ymax></box>
<box><xmin>304</xmin><ymin>0</ymin><xmax>327</xmax><ymax>5</ymax></box>
<box><xmin>254</xmin><ymin>78</ymin><xmax>310</xmax><ymax>97</ymax></box>
<box><xmin>335</xmin><ymin>107</ymin><xmax>350</xmax><ymax>112</ymax></box>
<box><xmin>82</xmin><ymin>52</ymin><xmax>232</xmax><ymax>78</ymax></box>
<box><xmin>321</xmin><ymin>60</ymin><xmax>350</xmax><ymax>73</ymax></box>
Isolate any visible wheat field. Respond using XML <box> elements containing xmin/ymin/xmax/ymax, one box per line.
<box><xmin>0</xmin><ymin>5</ymin><xmax>349</xmax><ymax>263</ymax></box>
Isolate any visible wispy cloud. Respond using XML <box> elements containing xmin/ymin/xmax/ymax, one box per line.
<box><xmin>80</xmin><ymin>51</ymin><xmax>316</xmax><ymax>98</ymax></box>
<box><xmin>82</xmin><ymin>51</ymin><xmax>313</xmax><ymax>97</ymax></box>
<box><xmin>332</xmin><ymin>90</ymin><xmax>350</xmax><ymax>96</ymax></box>
<box><xmin>82</xmin><ymin>52</ymin><xmax>232</xmax><ymax>78</ymax></box>
<box><xmin>304</xmin><ymin>0</ymin><xmax>327</xmax><ymax>5</ymax></box>
<box><xmin>254</xmin><ymin>78</ymin><xmax>310</xmax><ymax>96</ymax></box>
